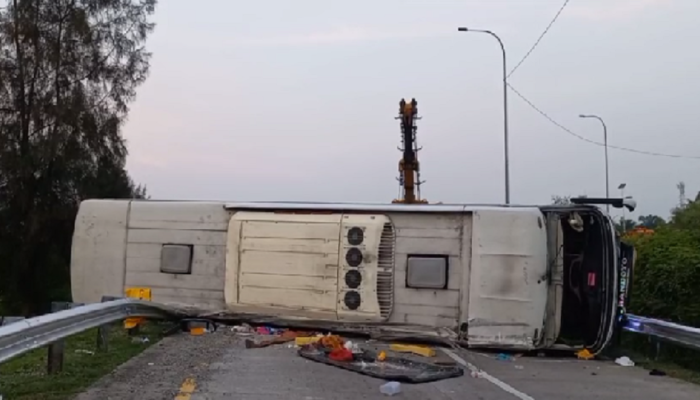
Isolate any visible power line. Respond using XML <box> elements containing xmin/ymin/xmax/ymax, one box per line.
<box><xmin>504</xmin><ymin>0</ymin><xmax>700</xmax><ymax>159</ymax></box>
<box><xmin>508</xmin><ymin>0</ymin><xmax>571</xmax><ymax>78</ymax></box>
<box><xmin>507</xmin><ymin>83</ymin><xmax>700</xmax><ymax>159</ymax></box>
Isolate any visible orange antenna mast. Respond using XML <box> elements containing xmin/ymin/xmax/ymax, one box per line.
<box><xmin>393</xmin><ymin>98</ymin><xmax>428</xmax><ymax>204</ymax></box>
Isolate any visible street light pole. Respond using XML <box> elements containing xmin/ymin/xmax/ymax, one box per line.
<box><xmin>457</xmin><ymin>27</ymin><xmax>510</xmax><ymax>205</ymax></box>
<box><xmin>579</xmin><ymin>114</ymin><xmax>610</xmax><ymax>213</ymax></box>
<box><xmin>618</xmin><ymin>183</ymin><xmax>627</xmax><ymax>231</ymax></box>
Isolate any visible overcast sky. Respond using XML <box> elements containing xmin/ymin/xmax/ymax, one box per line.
<box><xmin>123</xmin><ymin>0</ymin><xmax>700</xmax><ymax>220</ymax></box>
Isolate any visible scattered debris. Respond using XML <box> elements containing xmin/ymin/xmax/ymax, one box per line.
<box><xmin>329</xmin><ymin>347</ymin><xmax>354</xmax><ymax>361</ymax></box>
<box><xmin>514</xmin><ymin>365</ymin><xmax>524</xmax><ymax>370</ymax></box>
<box><xmin>576</xmin><ymin>349</ymin><xmax>595</xmax><ymax>360</ymax></box>
<box><xmin>131</xmin><ymin>337</ymin><xmax>150</xmax><ymax>344</ymax></box>
<box><xmin>496</xmin><ymin>353</ymin><xmax>513</xmax><ymax>362</ymax></box>
<box><xmin>256</xmin><ymin>326</ymin><xmax>271</xmax><ymax>335</ymax></box>
<box><xmin>649</xmin><ymin>369</ymin><xmax>667</xmax><ymax>376</ymax></box>
<box><xmin>231</xmin><ymin>324</ymin><xmax>254</xmax><ymax>335</ymax></box>
<box><xmin>298</xmin><ymin>340</ymin><xmax>463</xmax><ymax>383</ymax></box>
<box><xmin>380</xmin><ymin>381</ymin><xmax>402</xmax><ymax>396</ymax></box>
<box><xmin>74</xmin><ymin>349</ymin><xmax>95</xmax><ymax>355</ymax></box>
<box><xmin>295</xmin><ymin>335</ymin><xmax>322</xmax><ymax>346</ymax></box>
<box><xmin>470</xmin><ymin>369</ymin><xmax>484</xmax><ymax>378</ymax></box>
<box><xmin>390</xmin><ymin>343</ymin><xmax>436</xmax><ymax>357</ymax></box>
<box><xmin>181</xmin><ymin>318</ymin><xmax>217</xmax><ymax>336</ymax></box>
<box><xmin>245</xmin><ymin>329</ymin><xmax>314</xmax><ymax>349</ymax></box>
<box><xmin>344</xmin><ymin>340</ymin><xmax>362</xmax><ymax>353</ymax></box>
<box><xmin>614</xmin><ymin>356</ymin><xmax>635</xmax><ymax>367</ymax></box>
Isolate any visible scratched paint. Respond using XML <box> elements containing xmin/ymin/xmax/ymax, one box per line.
<box><xmin>174</xmin><ymin>377</ymin><xmax>196</xmax><ymax>400</ymax></box>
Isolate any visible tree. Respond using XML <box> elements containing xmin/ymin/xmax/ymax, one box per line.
<box><xmin>615</xmin><ymin>217</ymin><xmax>637</xmax><ymax>233</ymax></box>
<box><xmin>0</xmin><ymin>0</ymin><xmax>156</xmax><ymax>314</ymax></box>
<box><xmin>638</xmin><ymin>214</ymin><xmax>666</xmax><ymax>229</ymax></box>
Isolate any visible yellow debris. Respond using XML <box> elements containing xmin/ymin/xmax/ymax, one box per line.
<box><xmin>189</xmin><ymin>326</ymin><xmax>207</xmax><ymax>336</ymax></box>
<box><xmin>576</xmin><ymin>348</ymin><xmax>595</xmax><ymax>360</ymax></box>
<box><xmin>175</xmin><ymin>377</ymin><xmax>196</xmax><ymax>400</ymax></box>
<box><xmin>123</xmin><ymin>317</ymin><xmax>143</xmax><ymax>330</ymax></box>
<box><xmin>390</xmin><ymin>343</ymin><xmax>436</xmax><ymax>357</ymax></box>
<box><xmin>295</xmin><ymin>336</ymin><xmax>322</xmax><ymax>346</ymax></box>
<box><xmin>377</xmin><ymin>351</ymin><xmax>387</xmax><ymax>361</ymax></box>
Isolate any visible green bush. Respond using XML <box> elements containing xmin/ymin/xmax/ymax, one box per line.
<box><xmin>624</xmin><ymin>200</ymin><xmax>700</xmax><ymax>370</ymax></box>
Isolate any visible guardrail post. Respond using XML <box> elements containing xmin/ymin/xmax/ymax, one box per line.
<box><xmin>47</xmin><ymin>301</ymin><xmax>72</xmax><ymax>375</ymax></box>
<box><xmin>97</xmin><ymin>296</ymin><xmax>122</xmax><ymax>352</ymax></box>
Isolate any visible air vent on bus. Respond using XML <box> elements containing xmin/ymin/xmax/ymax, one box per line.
<box><xmin>344</xmin><ymin>291</ymin><xmax>361</xmax><ymax>310</ymax></box>
<box><xmin>345</xmin><ymin>247</ymin><xmax>363</xmax><ymax>267</ymax></box>
<box><xmin>337</xmin><ymin>215</ymin><xmax>394</xmax><ymax>322</ymax></box>
<box><xmin>347</xmin><ymin>226</ymin><xmax>364</xmax><ymax>245</ymax></box>
<box><xmin>344</xmin><ymin>269</ymin><xmax>362</xmax><ymax>289</ymax></box>
<box><xmin>377</xmin><ymin>222</ymin><xmax>396</xmax><ymax>319</ymax></box>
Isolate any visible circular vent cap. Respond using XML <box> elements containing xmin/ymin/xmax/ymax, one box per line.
<box><xmin>344</xmin><ymin>270</ymin><xmax>362</xmax><ymax>289</ymax></box>
<box><xmin>347</xmin><ymin>227</ymin><xmax>364</xmax><ymax>245</ymax></box>
<box><xmin>344</xmin><ymin>291</ymin><xmax>361</xmax><ymax>310</ymax></box>
<box><xmin>345</xmin><ymin>248</ymin><xmax>363</xmax><ymax>267</ymax></box>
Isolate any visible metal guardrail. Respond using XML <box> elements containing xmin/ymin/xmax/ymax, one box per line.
<box><xmin>623</xmin><ymin>314</ymin><xmax>700</xmax><ymax>351</ymax></box>
<box><xmin>0</xmin><ymin>299</ymin><xmax>171</xmax><ymax>364</ymax></box>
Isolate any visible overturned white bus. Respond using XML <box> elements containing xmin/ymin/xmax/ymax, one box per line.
<box><xmin>70</xmin><ymin>199</ymin><xmax>635</xmax><ymax>354</ymax></box>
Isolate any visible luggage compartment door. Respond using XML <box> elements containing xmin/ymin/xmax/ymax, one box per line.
<box><xmin>225</xmin><ymin>212</ymin><xmax>342</xmax><ymax>317</ymax></box>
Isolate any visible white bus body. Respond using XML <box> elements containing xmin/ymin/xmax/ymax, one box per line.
<box><xmin>70</xmin><ymin>200</ymin><xmax>622</xmax><ymax>352</ymax></box>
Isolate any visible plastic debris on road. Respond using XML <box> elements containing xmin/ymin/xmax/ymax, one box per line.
<box><xmin>231</xmin><ymin>324</ymin><xmax>254</xmax><ymax>335</ymax></box>
<box><xmin>380</xmin><ymin>381</ymin><xmax>402</xmax><ymax>396</ymax></box>
<box><xmin>245</xmin><ymin>328</ymin><xmax>316</xmax><ymax>349</ymax></box>
<box><xmin>615</xmin><ymin>356</ymin><xmax>635</xmax><ymax>367</ymax></box>
<box><xmin>496</xmin><ymin>353</ymin><xmax>513</xmax><ymax>361</ymax></box>
<box><xmin>576</xmin><ymin>349</ymin><xmax>595</xmax><ymax>360</ymax></box>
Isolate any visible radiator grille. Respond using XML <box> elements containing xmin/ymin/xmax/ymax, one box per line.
<box><xmin>376</xmin><ymin>222</ymin><xmax>396</xmax><ymax>320</ymax></box>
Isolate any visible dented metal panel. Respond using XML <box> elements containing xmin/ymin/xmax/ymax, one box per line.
<box><xmin>467</xmin><ymin>208</ymin><xmax>549</xmax><ymax>349</ymax></box>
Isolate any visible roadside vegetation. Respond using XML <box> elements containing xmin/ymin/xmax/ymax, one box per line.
<box><xmin>0</xmin><ymin>0</ymin><xmax>158</xmax><ymax>397</ymax></box>
<box><xmin>0</xmin><ymin>323</ymin><xmax>166</xmax><ymax>400</ymax></box>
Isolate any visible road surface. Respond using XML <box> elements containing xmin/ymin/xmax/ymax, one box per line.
<box><xmin>75</xmin><ymin>329</ymin><xmax>700</xmax><ymax>400</ymax></box>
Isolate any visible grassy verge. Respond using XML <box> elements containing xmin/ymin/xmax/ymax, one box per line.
<box><xmin>620</xmin><ymin>332</ymin><xmax>700</xmax><ymax>385</ymax></box>
<box><xmin>631</xmin><ymin>355</ymin><xmax>700</xmax><ymax>385</ymax></box>
<box><xmin>0</xmin><ymin>322</ymin><xmax>167</xmax><ymax>400</ymax></box>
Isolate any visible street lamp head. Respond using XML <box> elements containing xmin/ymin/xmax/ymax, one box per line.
<box><xmin>579</xmin><ymin>114</ymin><xmax>589</xmax><ymax>118</ymax></box>
<box><xmin>618</xmin><ymin>183</ymin><xmax>627</xmax><ymax>189</ymax></box>
<box><xmin>457</xmin><ymin>27</ymin><xmax>469</xmax><ymax>32</ymax></box>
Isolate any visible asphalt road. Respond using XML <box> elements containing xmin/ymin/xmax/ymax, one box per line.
<box><xmin>75</xmin><ymin>329</ymin><xmax>700</xmax><ymax>400</ymax></box>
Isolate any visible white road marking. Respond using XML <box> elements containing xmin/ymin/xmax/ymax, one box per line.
<box><xmin>441</xmin><ymin>348</ymin><xmax>535</xmax><ymax>400</ymax></box>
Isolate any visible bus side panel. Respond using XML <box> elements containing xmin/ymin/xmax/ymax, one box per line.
<box><xmin>386</xmin><ymin>213</ymin><xmax>465</xmax><ymax>329</ymax></box>
<box><xmin>124</xmin><ymin>201</ymin><xmax>229</xmax><ymax>309</ymax></box>
<box><xmin>467</xmin><ymin>208</ymin><xmax>549</xmax><ymax>349</ymax></box>
<box><xmin>71</xmin><ymin>200</ymin><xmax>131</xmax><ymax>303</ymax></box>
